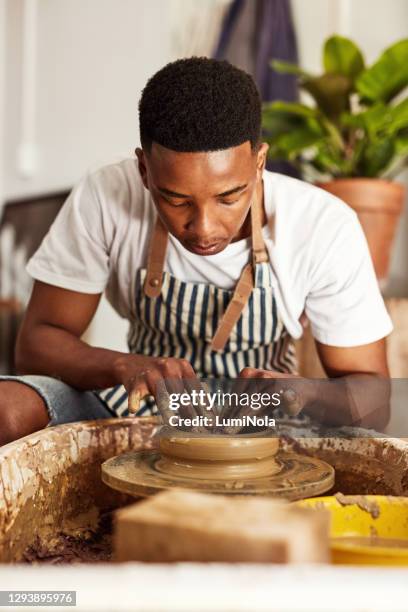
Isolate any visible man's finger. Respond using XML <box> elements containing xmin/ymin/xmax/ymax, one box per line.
<box><xmin>127</xmin><ymin>371</ymin><xmax>157</xmax><ymax>415</ymax></box>
<box><xmin>128</xmin><ymin>386</ymin><xmax>143</xmax><ymax>414</ymax></box>
<box><xmin>282</xmin><ymin>388</ymin><xmax>303</xmax><ymax>416</ymax></box>
<box><xmin>183</xmin><ymin>377</ymin><xmax>216</xmax><ymax>429</ymax></box>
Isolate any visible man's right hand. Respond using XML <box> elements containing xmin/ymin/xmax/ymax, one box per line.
<box><xmin>113</xmin><ymin>354</ymin><xmax>200</xmax><ymax>414</ymax></box>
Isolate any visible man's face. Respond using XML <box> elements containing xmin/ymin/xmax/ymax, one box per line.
<box><xmin>136</xmin><ymin>141</ymin><xmax>268</xmax><ymax>256</ymax></box>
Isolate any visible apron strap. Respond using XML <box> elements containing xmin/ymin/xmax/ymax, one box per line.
<box><xmin>210</xmin><ymin>196</ymin><xmax>268</xmax><ymax>352</ymax></box>
<box><xmin>251</xmin><ymin>193</ymin><xmax>269</xmax><ymax>265</ymax></box>
<box><xmin>143</xmin><ymin>215</ymin><xmax>168</xmax><ymax>298</ymax></box>
<box><xmin>210</xmin><ymin>262</ymin><xmax>253</xmax><ymax>352</ymax></box>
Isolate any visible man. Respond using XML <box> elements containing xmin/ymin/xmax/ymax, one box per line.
<box><xmin>0</xmin><ymin>58</ymin><xmax>392</xmax><ymax>445</ymax></box>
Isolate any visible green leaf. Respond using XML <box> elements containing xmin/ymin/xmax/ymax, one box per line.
<box><xmin>262</xmin><ymin>100</ymin><xmax>344</xmax><ymax>164</ymax></box>
<box><xmin>320</xmin><ymin>116</ymin><xmax>345</xmax><ymax>150</ymax></box>
<box><xmin>263</xmin><ymin>101</ymin><xmax>318</xmax><ymax>118</ymax></box>
<box><xmin>395</xmin><ymin>132</ymin><xmax>408</xmax><ymax>156</ymax></box>
<box><xmin>340</xmin><ymin>111</ymin><xmax>364</xmax><ymax>129</ymax></box>
<box><xmin>342</xmin><ymin>100</ymin><xmax>408</xmax><ymax>139</ymax></box>
<box><xmin>264</xmin><ymin>115</ymin><xmax>324</xmax><ymax>161</ymax></box>
<box><xmin>311</xmin><ymin>149</ymin><xmax>343</xmax><ymax>175</ymax></box>
<box><xmin>348</xmin><ymin>135</ymin><xmax>367</xmax><ymax>174</ymax></box>
<box><xmin>388</xmin><ymin>99</ymin><xmax>408</xmax><ymax>133</ymax></box>
<box><xmin>381</xmin><ymin>131</ymin><xmax>408</xmax><ymax>178</ymax></box>
<box><xmin>362</xmin><ymin>104</ymin><xmax>394</xmax><ymax>136</ymax></box>
<box><xmin>359</xmin><ymin>138</ymin><xmax>395</xmax><ymax>176</ymax></box>
<box><xmin>270</xmin><ymin>59</ymin><xmax>312</xmax><ymax>79</ymax></box>
<box><xmin>323</xmin><ymin>35</ymin><xmax>365</xmax><ymax>79</ymax></box>
<box><xmin>262</xmin><ymin>102</ymin><xmax>321</xmax><ymax>146</ymax></box>
<box><xmin>347</xmin><ymin>104</ymin><xmax>390</xmax><ymax>137</ymax></box>
<box><xmin>356</xmin><ymin>38</ymin><xmax>408</xmax><ymax>102</ymax></box>
<box><xmin>273</xmin><ymin>129</ymin><xmax>324</xmax><ymax>158</ymax></box>
<box><xmin>303</xmin><ymin>73</ymin><xmax>352</xmax><ymax>117</ymax></box>
<box><xmin>262</xmin><ymin>110</ymin><xmax>306</xmax><ymax>139</ymax></box>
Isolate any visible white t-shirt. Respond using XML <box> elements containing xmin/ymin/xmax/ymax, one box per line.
<box><xmin>27</xmin><ymin>158</ymin><xmax>392</xmax><ymax>347</ymax></box>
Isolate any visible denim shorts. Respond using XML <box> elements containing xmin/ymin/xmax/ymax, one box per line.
<box><xmin>0</xmin><ymin>374</ymin><xmax>115</xmax><ymax>425</ymax></box>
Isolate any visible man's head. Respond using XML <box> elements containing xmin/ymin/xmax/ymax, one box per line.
<box><xmin>136</xmin><ymin>57</ymin><xmax>268</xmax><ymax>255</ymax></box>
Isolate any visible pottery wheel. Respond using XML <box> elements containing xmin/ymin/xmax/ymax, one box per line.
<box><xmin>101</xmin><ymin>449</ymin><xmax>334</xmax><ymax>501</ymax></box>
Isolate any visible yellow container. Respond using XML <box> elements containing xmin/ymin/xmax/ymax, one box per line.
<box><xmin>297</xmin><ymin>495</ymin><xmax>408</xmax><ymax>566</ymax></box>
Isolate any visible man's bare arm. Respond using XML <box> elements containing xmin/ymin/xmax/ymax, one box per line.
<box><xmin>15</xmin><ymin>281</ymin><xmax>125</xmax><ymax>389</ymax></box>
<box><xmin>238</xmin><ymin>339</ymin><xmax>390</xmax><ymax>431</ymax></box>
<box><xmin>304</xmin><ymin>339</ymin><xmax>390</xmax><ymax>430</ymax></box>
<box><xmin>316</xmin><ymin>339</ymin><xmax>388</xmax><ymax>378</ymax></box>
<box><xmin>15</xmin><ymin>281</ymin><xmax>198</xmax><ymax>409</ymax></box>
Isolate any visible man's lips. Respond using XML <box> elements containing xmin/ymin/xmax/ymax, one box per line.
<box><xmin>187</xmin><ymin>241</ymin><xmax>223</xmax><ymax>255</ymax></box>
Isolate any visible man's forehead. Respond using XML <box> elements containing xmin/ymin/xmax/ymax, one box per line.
<box><xmin>146</xmin><ymin>141</ymin><xmax>255</xmax><ymax>184</ymax></box>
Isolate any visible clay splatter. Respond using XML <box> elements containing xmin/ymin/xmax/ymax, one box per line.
<box><xmin>334</xmin><ymin>492</ymin><xmax>380</xmax><ymax>519</ymax></box>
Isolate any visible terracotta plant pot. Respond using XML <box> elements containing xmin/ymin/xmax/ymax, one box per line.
<box><xmin>316</xmin><ymin>179</ymin><xmax>405</xmax><ymax>283</ymax></box>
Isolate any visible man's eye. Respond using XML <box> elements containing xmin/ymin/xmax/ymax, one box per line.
<box><xmin>220</xmin><ymin>199</ymin><xmax>239</xmax><ymax>206</ymax></box>
<box><xmin>166</xmin><ymin>199</ymin><xmax>191</xmax><ymax>207</ymax></box>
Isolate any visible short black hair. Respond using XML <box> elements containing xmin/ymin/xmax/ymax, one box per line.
<box><xmin>139</xmin><ymin>57</ymin><xmax>261</xmax><ymax>153</ymax></box>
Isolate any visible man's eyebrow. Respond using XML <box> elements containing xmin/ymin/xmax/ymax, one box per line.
<box><xmin>157</xmin><ymin>184</ymin><xmax>248</xmax><ymax>199</ymax></box>
<box><xmin>157</xmin><ymin>184</ymin><xmax>248</xmax><ymax>198</ymax></box>
<box><xmin>216</xmin><ymin>184</ymin><xmax>247</xmax><ymax>197</ymax></box>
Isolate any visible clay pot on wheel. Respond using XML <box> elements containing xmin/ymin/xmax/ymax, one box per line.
<box><xmin>316</xmin><ymin>178</ymin><xmax>404</xmax><ymax>285</ymax></box>
<box><xmin>158</xmin><ymin>435</ymin><xmax>281</xmax><ymax>480</ymax></box>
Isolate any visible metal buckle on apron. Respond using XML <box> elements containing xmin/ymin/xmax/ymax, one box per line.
<box><xmin>252</xmin><ymin>247</ymin><xmax>269</xmax><ymax>267</ymax></box>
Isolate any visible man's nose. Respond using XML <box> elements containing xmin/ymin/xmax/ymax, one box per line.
<box><xmin>185</xmin><ymin>210</ymin><xmax>216</xmax><ymax>236</ymax></box>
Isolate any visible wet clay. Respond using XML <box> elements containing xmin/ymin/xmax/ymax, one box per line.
<box><xmin>0</xmin><ymin>417</ymin><xmax>158</xmax><ymax>562</ymax></box>
<box><xmin>159</xmin><ymin>436</ymin><xmax>280</xmax><ymax>462</ymax></box>
<box><xmin>334</xmin><ymin>492</ymin><xmax>381</xmax><ymax>519</ymax></box>
<box><xmin>157</xmin><ymin>436</ymin><xmax>281</xmax><ymax>480</ymax></box>
<box><xmin>101</xmin><ymin>434</ymin><xmax>335</xmax><ymax>500</ymax></box>
<box><xmin>22</xmin><ymin>512</ymin><xmax>114</xmax><ymax>565</ymax></box>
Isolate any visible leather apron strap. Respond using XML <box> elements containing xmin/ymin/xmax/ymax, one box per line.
<box><xmin>251</xmin><ymin>191</ymin><xmax>269</xmax><ymax>266</ymax></box>
<box><xmin>143</xmin><ymin>196</ymin><xmax>269</xmax><ymax>351</ymax></box>
<box><xmin>143</xmin><ymin>216</ymin><xmax>169</xmax><ymax>298</ymax></box>
<box><xmin>210</xmin><ymin>196</ymin><xmax>268</xmax><ymax>352</ymax></box>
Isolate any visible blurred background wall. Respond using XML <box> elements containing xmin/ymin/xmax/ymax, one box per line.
<box><xmin>0</xmin><ymin>0</ymin><xmax>407</xmax><ymax>353</ymax></box>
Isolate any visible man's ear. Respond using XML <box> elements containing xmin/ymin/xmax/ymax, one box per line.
<box><xmin>135</xmin><ymin>147</ymin><xmax>149</xmax><ymax>190</ymax></box>
<box><xmin>256</xmin><ymin>142</ymin><xmax>269</xmax><ymax>177</ymax></box>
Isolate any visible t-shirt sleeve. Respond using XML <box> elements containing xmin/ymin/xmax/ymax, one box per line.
<box><xmin>305</xmin><ymin>212</ymin><xmax>393</xmax><ymax>347</ymax></box>
<box><xmin>26</xmin><ymin>173</ymin><xmax>110</xmax><ymax>293</ymax></box>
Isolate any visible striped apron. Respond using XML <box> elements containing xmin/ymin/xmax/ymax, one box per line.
<box><xmin>96</xmin><ymin>197</ymin><xmax>297</xmax><ymax>416</ymax></box>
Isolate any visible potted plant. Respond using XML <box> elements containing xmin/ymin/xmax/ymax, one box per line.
<box><xmin>262</xmin><ymin>36</ymin><xmax>408</xmax><ymax>283</ymax></box>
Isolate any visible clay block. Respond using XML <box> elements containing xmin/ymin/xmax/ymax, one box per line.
<box><xmin>114</xmin><ymin>490</ymin><xmax>329</xmax><ymax>564</ymax></box>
